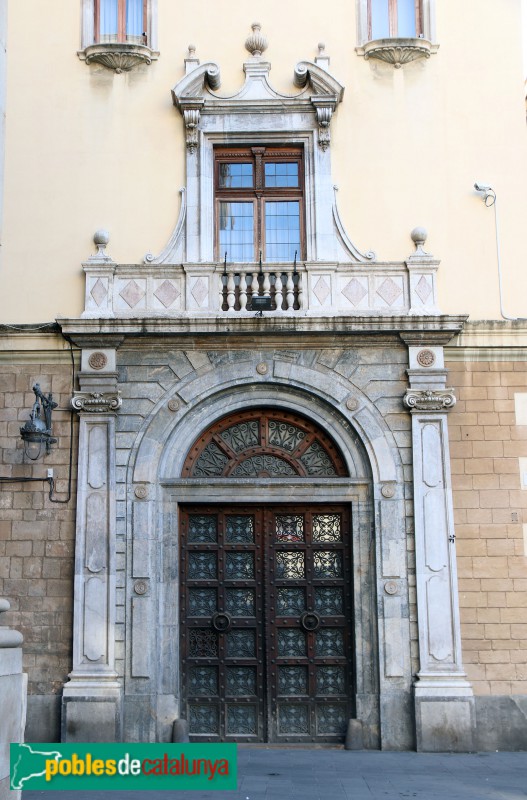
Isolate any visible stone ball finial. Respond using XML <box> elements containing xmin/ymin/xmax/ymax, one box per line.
<box><xmin>318</xmin><ymin>43</ymin><xmax>326</xmax><ymax>54</ymax></box>
<box><xmin>188</xmin><ymin>44</ymin><xmax>196</xmax><ymax>56</ymax></box>
<box><xmin>411</xmin><ymin>227</ymin><xmax>427</xmax><ymax>248</ymax></box>
<box><xmin>245</xmin><ymin>23</ymin><xmax>268</xmax><ymax>57</ymax></box>
<box><xmin>94</xmin><ymin>229</ymin><xmax>110</xmax><ymax>247</ymax></box>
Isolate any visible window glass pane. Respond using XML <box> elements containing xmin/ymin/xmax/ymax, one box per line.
<box><xmin>265</xmin><ymin>162</ymin><xmax>299</xmax><ymax>188</ymax></box>
<box><xmin>126</xmin><ymin>0</ymin><xmax>144</xmax><ymax>42</ymax></box>
<box><xmin>219</xmin><ymin>163</ymin><xmax>254</xmax><ymax>189</ymax></box>
<box><xmin>99</xmin><ymin>0</ymin><xmax>118</xmax><ymax>41</ymax></box>
<box><xmin>397</xmin><ymin>0</ymin><xmax>417</xmax><ymax>36</ymax></box>
<box><xmin>371</xmin><ymin>0</ymin><xmax>390</xmax><ymax>38</ymax></box>
<box><xmin>265</xmin><ymin>201</ymin><xmax>300</xmax><ymax>262</ymax></box>
<box><xmin>219</xmin><ymin>202</ymin><xmax>254</xmax><ymax>262</ymax></box>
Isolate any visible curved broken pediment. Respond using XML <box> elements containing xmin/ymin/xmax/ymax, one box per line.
<box><xmin>172</xmin><ymin>33</ymin><xmax>344</xmax><ymax>153</ymax></box>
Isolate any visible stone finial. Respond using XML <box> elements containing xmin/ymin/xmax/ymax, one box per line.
<box><xmin>245</xmin><ymin>23</ymin><xmax>268</xmax><ymax>57</ymax></box>
<box><xmin>184</xmin><ymin>44</ymin><xmax>200</xmax><ymax>74</ymax></box>
<box><xmin>94</xmin><ymin>229</ymin><xmax>110</xmax><ymax>256</ymax></box>
<box><xmin>410</xmin><ymin>226</ymin><xmax>430</xmax><ymax>257</ymax></box>
<box><xmin>87</xmin><ymin>229</ymin><xmax>114</xmax><ymax>264</ymax></box>
<box><xmin>0</xmin><ymin>598</ymin><xmax>24</xmax><ymax>648</ymax></box>
<box><xmin>411</xmin><ymin>227</ymin><xmax>427</xmax><ymax>248</ymax></box>
<box><xmin>315</xmin><ymin>42</ymin><xmax>331</xmax><ymax>69</ymax></box>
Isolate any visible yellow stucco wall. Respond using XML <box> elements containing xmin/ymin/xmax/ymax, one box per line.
<box><xmin>0</xmin><ymin>0</ymin><xmax>526</xmax><ymax>321</ymax></box>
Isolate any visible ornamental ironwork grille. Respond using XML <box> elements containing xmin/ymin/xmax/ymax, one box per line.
<box><xmin>182</xmin><ymin>409</ymin><xmax>348</xmax><ymax>478</ymax></box>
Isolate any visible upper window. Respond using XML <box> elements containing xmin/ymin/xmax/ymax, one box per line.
<box><xmin>95</xmin><ymin>0</ymin><xmax>147</xmax><ymax>45</ymax></box>
<box><xmin>79</xmin><ymin>0</ymin><xmax>158</xmax><ymax>70</ymax></box>
<box><xmin>368</xmin><ymin>0</ymin><xmax>422</xmax><ymax>39</ymax></box>
<box><xmin>215</xmin><ymin>146</ymin><xmax>304</xmax><ymax>263</ymax></box>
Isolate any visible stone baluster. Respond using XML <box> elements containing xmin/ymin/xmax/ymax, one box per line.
<box><xmin>239</xmin><ymin>271</ymin><xmax>247</xmax><ymax>311</ymax></box>
<box><xmin>298</xmin><ymin>270</ymin><xmax>304</xmax><ymax>309</ymax></box>
<box><xmin>251</xmin><ymin>271</ymin><xmax>259</xmax><ymax>308</ymax></box>
<box><xmin>263</xmin><ymin>269</ymin><xmax>271</xmax><ymax>298</ymax></box>
<box><xmin>219</xmin><ymin>271</ymin><xmax>226</xmax><ymax>311</ymax></box>
<box><xmin>226</xmin><ymin>269</ymin><xmax>236</xmax><ymax>312</ymax></box>
<box><xmin>286</xmin><ymin>267</ymin><xmax>295</xmax><ymax>310</ymax></box>
<box><xmin>275</xmin><ymin>272</ymin><xmax>283</xmax><ymax>311</ymax></box>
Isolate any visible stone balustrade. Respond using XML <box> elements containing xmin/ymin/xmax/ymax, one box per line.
<box><xmin>82</xmin><ymin>258</ymin><xmax>440</xmax><ymax>318</ymax></box>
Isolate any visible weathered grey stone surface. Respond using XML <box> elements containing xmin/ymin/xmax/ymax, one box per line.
<box><xmin>474</xmin><ymin>695</ymin><xmax>527</xmax><ymax>751</ymax></box>
<box><xmin>415</xmin><ymin>697</ymin><xmax>475</xmax><ymax>753</ymax></box>
<box><xmin>24</xmin><ymin>696</ymin><xmax>61</xmax><ymax>743</ymax></box>
<box><xmin>0</xmin><ymin>600</ymin><xmax>26</xmax><ymax>800</ymax></box>
<box><xmin>62</xmin><ymin>699</ymin><xmax>119</xmax><ymax>743</ymax></box>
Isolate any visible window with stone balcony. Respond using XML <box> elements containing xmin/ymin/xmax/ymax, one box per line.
<box><xmin>79</xmin><ymin>0</ymin><xmax>158</xmax><ymax>72</ymax></box>
<box><xmin>356</xmin><ymin>0</ymin><xmax>437</xmax><ymax>66</ymax></box>
<box><xmin>215</xmin><ymin>146</ymin><xmax>305</xmax><ymax>264</ymax></box>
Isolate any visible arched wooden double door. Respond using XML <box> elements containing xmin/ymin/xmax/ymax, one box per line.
<box><xmin>180</xmin><ymin>410</ymin><xmax>355</xmax><ymax>743</ymax></box>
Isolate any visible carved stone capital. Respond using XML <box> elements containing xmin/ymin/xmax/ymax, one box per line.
<box><xmin>403</xmin><ymin>388</ymin><xmax>456</xmax><ymax>412</ymax></box>
<box><xmin>71</xmin><ymin>391</ymin><xmax>122</xmax><ymax>414</ymax></box>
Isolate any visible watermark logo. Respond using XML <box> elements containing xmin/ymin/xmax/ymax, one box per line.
<box><xmin>11</xmin><ymin>743</ymin><xmax>236</xmax><ymax>791</ymax></box>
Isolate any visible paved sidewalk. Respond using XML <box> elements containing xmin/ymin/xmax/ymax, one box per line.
<box><xmin>22</xmin><ymin>748</ymin><xmax>527</xmax><ymax>800</ymax></box>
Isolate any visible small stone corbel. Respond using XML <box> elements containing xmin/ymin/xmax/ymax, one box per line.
<box><xmin>312</xmin><ymin>99</ymin><xmax>334</xmax><ymax>151</ymax></box>
<box><xmin>183</xmin><ymin>108</ymin><xmax>201</xmax><ymax>153</ymax></box>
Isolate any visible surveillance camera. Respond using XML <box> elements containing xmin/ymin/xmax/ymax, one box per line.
<box><xmin>474</xmin><ymin>182</ymin><xmax>492</xmax><ymax>192</ymax></box>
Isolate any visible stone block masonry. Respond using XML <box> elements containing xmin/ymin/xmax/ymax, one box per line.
<box><xmin>447</xmin><ymin>359</ymin><xmax>527</xmax><ymax>749</ymax></box>
<box><xmin>0</xmin><ymin>360</ymin><xmax>78</xmax><ymax>741</ymax></box>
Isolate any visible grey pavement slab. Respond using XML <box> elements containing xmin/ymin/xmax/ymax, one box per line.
<box><xmin>22</xmin><ymin>749</ymin><xmax>527</xmax><ymax>800</ymax></box>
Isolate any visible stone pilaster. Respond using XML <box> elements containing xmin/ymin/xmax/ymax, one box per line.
<box><xmin>404</xmin><ymin>344</ymin><xmax>475</xmax><ymax>752</ymax></box>
<box><xmin>62</xmin><ymin>349</ymin><xmax>122</xmax><ymax>742</ymax></box>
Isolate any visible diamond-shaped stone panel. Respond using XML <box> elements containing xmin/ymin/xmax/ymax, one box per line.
<box><xmin>154</xmin><ymin>280</ymin><xmax>181</xmax><ymax>308</ymax></box>
<box><xmin>342</xmin><ymin>278</ymin><xmax>367</xmax><ymax>307</ymax></box>
<box><xmin>415</xmin><ymin>275</ymin><xmax>432</xmax><ymax>304</ymax></box>
<box><xmin>191</xmin><ymin>277</ymin><xmax>209</xmax><ymax>307</ymax></box>
<box><xmin>90</xmin><ymin>278</ymin><xmax>108</xmax><ymax>307</ymax></box>
<box><xmin>313</xmin><ymin>276</ymin><xmax>331</xmax><ymax>306</ymax></box>
<box><xmin>376</xmin><ymin>277</ymin><xmax>402</xmax><ymax>307</ymax></box>
<box><xmin>120</xmin><ymin>280</ymin><xmax>146</xmax><ymax>308</ymax></box>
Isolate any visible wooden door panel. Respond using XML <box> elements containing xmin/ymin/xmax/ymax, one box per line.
<box><xmin>180</xmin><ymin>504</ymin><xmax>354</xmax><ymax>743</ymax></box>
<box><xmin>266</xmin><ymin>508</ymin><xmax>353</xmax><ymax>742</ymax></box>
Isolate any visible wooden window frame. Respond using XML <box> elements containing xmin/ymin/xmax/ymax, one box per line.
<box><xmin>214</xmin><ymin>146</ymin><xmax>305</xmax><ymax>263</ymax></box>
<box><xmin>94</xmin><ymin>0</ymin><xmax>148</xmax><ymax>45</ymax></box>
<box><xmin>367</xmin><ymin>0</ymin><xmax>422</xmax><ymax>39</ymax></box>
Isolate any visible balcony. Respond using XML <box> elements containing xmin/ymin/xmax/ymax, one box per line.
<box><xmin>82</xmin><ymin>257</ymin><xmax>440</xmax><ymax>318</ymax></box>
